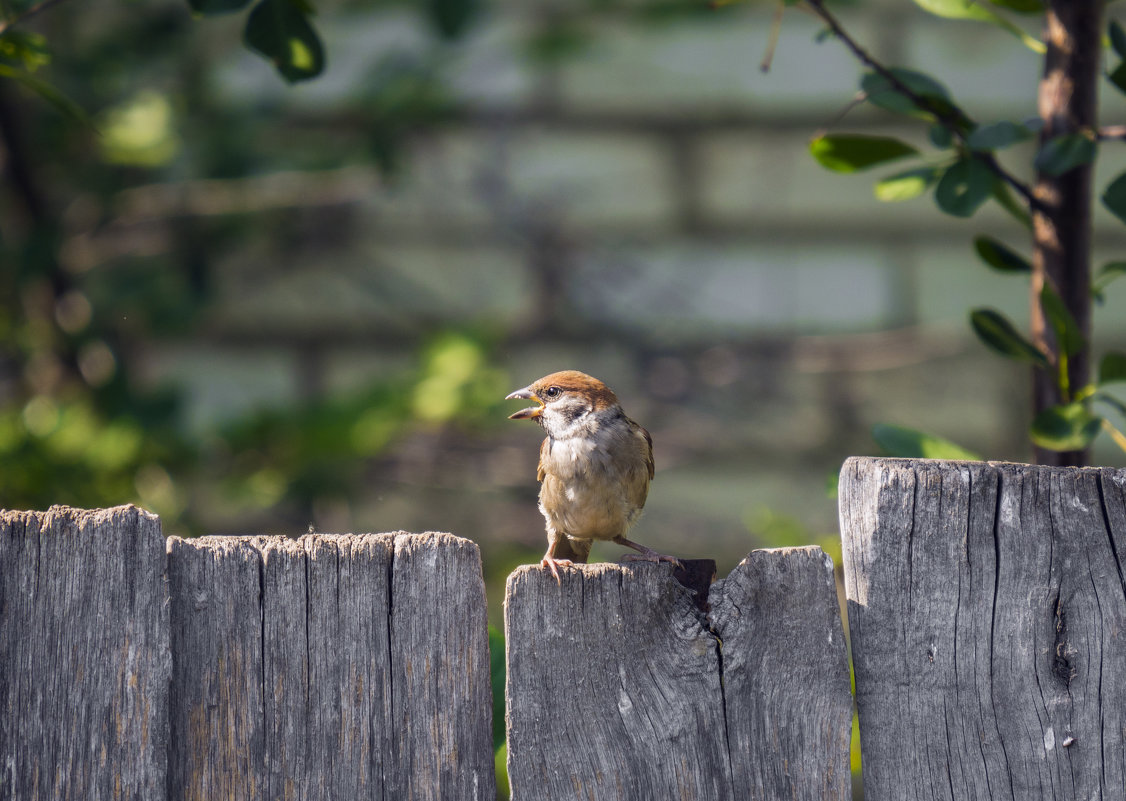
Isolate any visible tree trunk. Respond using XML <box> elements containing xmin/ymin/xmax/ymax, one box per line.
<box><xmin>1031</xmin><ymin>0</ymin><xmax>1104</xmax><ymax>465</ymax></box>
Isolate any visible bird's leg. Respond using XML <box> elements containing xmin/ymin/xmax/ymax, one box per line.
<box><xmin>614</xmin><ymin>536</ymin><xmax>683</xmax><ymax>569</ymax></box>
<box><xmin>540</xmin><ymin>537</ymin><xmax>574</xmax><ymax>582</ymax></box>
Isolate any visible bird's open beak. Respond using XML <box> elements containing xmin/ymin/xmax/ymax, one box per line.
<box><xmin>505</xmin><ymin>387</ymin><xmax>543</xmax><ymax>420</ymax></box>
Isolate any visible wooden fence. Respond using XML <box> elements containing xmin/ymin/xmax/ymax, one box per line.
<box><xmin>2</xmin><ymin>457</ymin><xmax>1124</xmax><ymax>799</ymax></box>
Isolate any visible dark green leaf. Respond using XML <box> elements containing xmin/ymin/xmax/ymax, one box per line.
<box><xmin>991</xmin><ymin>179</ymin><xmax>1032</xmax><ymax>228</ymax></box>
<box><xmin>871</xmin><ymin>423</ymin><xmax>982</xmax><ymax>460</ymax></box>
<box><xmin>1103</xmin><ymin>172</ymin><xmax>1126</xmax><ymax>225</ymax></box>
<box><xmin>1095</xmin><ymin>261</ymin><xmax>1126</xmax><ymax>292</ymax></box>
<box><xmin>809</xmin><ymin>134</ymin><xmax>918</xmax><ymax>173</ymax></box>
<box><xmin>929</xmin><ymin>124</ymin><xmax>954</xmax><ymax>148</ymax></box>
<box><xmin>428</xmin><ymin>0</ymin><xmax>477</xmax><ymax>39</ymax></box>
<box><xmin>969</xmin><ymin>308</ymin><xmax>1050</xmax><ymax>367</ymax></box>
<box><xmin>188</xmin><ymin>0</ymin><xmax>250</xmax><ymax>15</ymax></box>
<box><xmin>967</xmin><ymin>120</ymin><xmax>1033</xmax><ymax>151</ymax></box>
<box><xmin>1109</xmin><ymin>62</ymin><xmax>1126</xmax><ymax>95</ymax></box>
<box><xmin>988</xmin><ymin>0</ymin><xmax>1043</xmax><ymax>12</ymax></box>
<box><xmin>1100</xmin><ymin>352</ymin><xmax>1126</xmax><ymax>384</ymax></box>
<box><xmin>913</xmin><ymin>0</ymin><xmax>1045</xmax><ymax>51</ymax></box>
<box><xmin>0</xmin><ymin>64</ymin><xmax>89</xmax><ymax>126</ymax></box>
<box><xmin>243</xmin><ymin>0</ymin><xmax>324</xmax><ymax>83</ymax></box>
<box><xmin>1111</xmin><ymin>19</ymin><xmax>1126</xmax><ymax>60</ymax></box>
<box><xmin>1029</xmin><ymin>402</ymin><xmax>1102</xmax><ymax>451</ymax></box>
<box><xmin>935</xmin><ymin>157</ymin><xmax>993</xmax><ymax>217</ymax></box>
<box><xmin>874</xmin><ymin>166</ymin><xmax>941</xmax><ymax>201</ymax></box>
<box><xmin>1039</xmin><ymin>284</ymin><xmax>1085</xmax><ymax>357</ymax></box>
<box><xmin>973</xmin><ymin>235</ymin><xmax>1031</xmax><ymax>273</ymax></box>
<box><xmin>1034</xmin><ymin>132</ymin><xmax>1097</xmax><ymax>176</ymax></box>
<box><xmin>861</xmin><ymin>68</ymin><xmax>950</xmax><ymax>117</ymax></box>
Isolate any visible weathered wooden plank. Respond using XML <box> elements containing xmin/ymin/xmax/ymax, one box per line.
<box><xmin>387</xmin><ymin>532</ymin><xmax>496</xmax><ymax>801</ymax></box>
<box><xmin>0</xmin><ymin>505</ymin><xmax>170</xmax><ymax>801</ymax></box>
<box><xmin>504</xmin><ymin>549</ymin><xmax>851</xmax><ymax>801</ymax></box>
<box><xmin>840</xmin><ymin>457</ymin><xmax>1126</xmax><ymax>801</ymax></box>
<box><xmin>710</xmin><ymin>547</ymin><xmax>853</xmax><ymax>800</ymax></box>
<box><xmin>167</xmin><ymin>531</ymin><xmax>494</xmax><ymax>801</ymax></box>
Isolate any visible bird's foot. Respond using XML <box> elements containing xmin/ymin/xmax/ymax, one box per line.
<box><xmin>541</xmin><ymin>556</ymin><xmax>574</xmax><ymax>582</ymax></box>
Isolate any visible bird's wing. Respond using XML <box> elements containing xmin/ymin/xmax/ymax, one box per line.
<box><xmin>640</xmin><ymin>424</ymin><xmax>654</xmax><ymax>481</ymax></box>
<box><xmin>536</xmin><ymin>437</ymin><xmax>550</xmax><ymax>482</ymax></box>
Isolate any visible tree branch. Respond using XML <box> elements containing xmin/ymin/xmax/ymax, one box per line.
<box><xmin>0</xmin><ymin>0</ymin><xmax>74</xmax><ymax>36</ymax></box>
<box><xmin>803</xmin><ymin>0</ymin><xmax>1041</xmax><ymax>212</ymax></box>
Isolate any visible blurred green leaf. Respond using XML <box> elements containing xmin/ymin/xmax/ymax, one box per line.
<box><xmin>1108</xmin><ymin>61</ymin><xmax>1126</xmax><ymax>95</ymax></box>
<box><xmin>1034</xmin><ymin>132</ymin><xmax>1096</xmax><ymax>176</ymax></box>
<box><xmin>1094</xmin><ymin>261</ymin><xmax>1126</xmax><ymax>303</ymax></box>
<box><xmin>1039</xmin><ymin>284</ymin><xmax>1085</xmax><ymax>357</ymax></box>
<box><xmin>1103</xmin><ymin>172</ymin><xmax>1126</xmax><ymax>225</ymax></box>
<box><xmin>934</xmin><ymin>157</ymin><xmax>993</xmax><ymax>217</ymax></box>
<box><xmin>1030</xmin><ymin>402</ymin><xmax>1101</xmax><ymax>451</ymax></box>
<box><xmin>871</xmin><ymin>423</ymin><xmax>982</xmax><ymax>460</ymax></box>
<box><xmin>809</xmin><ymin>134</ymin><xmax>918</xmax><ymax>173</ymax></box>
<box><xmin>973</xmin><ymin>235</ymin><xmax>1031</xmax><ymax>273</ymax></box>
<box><xmin>1111</xmin><ymin>19</ymin><xmax>1126</xmax><ymax>60</ymax></box>
<box><xmin>0</xmin><ymin>64</ymin><xmax>89</xmax><ymax>125</ymax></box>
<box><xmin>970</xmin><ymin>308</ymin><xmax>1051</xmax><ymax>367</ymax></box>
<box><xmin>988</xmin><ymin>0</ymin><xmax>1043</xmax><ymax>11</ymax></box>
<box><xmin>1100</xmin><ymin>352</ymin><xmax>1126</xmax><ymax>384</ymax></box>
<box><xmin>243</xmin><ymin>0</ymin><xmax>324</xmax><ymax>83</ymax></box>
<box><xmin>990</xmin><ymin>179</ymin><xmax>1032</xmax><ymax>228</ymax></box>
<box><xmin>929</xmin><ymin>123</ymin><xmax>954</xmax><ymax>148</ymax></box>
<box><xmin>967</xmin><ymin>120</ymin><xmax>1034</xmax><ymax>151</ymax></box>
<box><xmin>427</xmin><ymin>0</ymin><xmax>477</xmax><ymax>40</ymax></box>
<box><xmin>874</xmin><ymin>166</ymin><xmax>941</xmax><ymax>201</ymax></box>
<box><xmin>912</xmin><ymin>0</ymin><xmax>1045</xmax><ymax>52</ymax></box>
<box><xmin>0</xmin><ymin>30</ymin><xmax>50</xmax><ymax>71</ymax></box>
<box><xmin>861</xmin><ymin>68</ymin><xmax>951</xmax><ymax>118</ymax></box>
<box><xmin>188</xmin><ymin>0</ymin><xmax>251</xmax><ymax>16</ymax></box>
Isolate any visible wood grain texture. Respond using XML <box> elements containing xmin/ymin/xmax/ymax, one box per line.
<box><xmin>840</xmin><ymin>457</ymin><xmax>1126</xmax><ymax>801</ymax></box>
<box><xmin>168</xmin><ymin>531</ymin><xmax>494</xmax><ymax>801</ymax></box>
<box><xmin>504</xmin><ymin>550</ymin><xmax>851</xmax><ymax>801</ymax></box>
<box><xmin>0</xmin><ymin>505</ymin><xmax>170</xmax><ymax>801</ymax></box>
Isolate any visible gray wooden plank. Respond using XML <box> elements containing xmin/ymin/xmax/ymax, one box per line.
<box><xmin>710</xmin><ymin>546</ymin><xmax>853</xmax><ymax>800</ymax></box>
<box><xmin>840</xmin><ymin>457</ymin><xmax>1126</xmax><ymax>801</ymax></box>
<box><xmin>167</xmin><ymin>535</ymin><xmax>269</xmax><ymax>800</ymax></box>
<box><xmin>387</xmin><ymin>532</ymin><xmax>496</xmax><ymax>801</ymax></box>
<box><xmin>0</xmin><ymin>505</ymin><xmax>170</xmax><ymax>801</ymax></box>
<box><xmin>504</xmin><ymin>552</ymin><xmax>850</xmax><ymax>800</ymax></box>
<box><xmin>168</xmin><ymin>531</ymin><xmax>493</xmax><ymax>801</ymax></box>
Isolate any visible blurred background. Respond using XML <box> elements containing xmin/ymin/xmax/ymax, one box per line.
<box><xmin>4</xmin><ymin>0</ymin><xmax>1126</xmax><ymax>730</ymax></box>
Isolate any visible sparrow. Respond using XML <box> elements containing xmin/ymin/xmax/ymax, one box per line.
<box><xmin>506</xmin><ymin>370</ymin><xmax>681</xmax><ymax>579</ymax></box>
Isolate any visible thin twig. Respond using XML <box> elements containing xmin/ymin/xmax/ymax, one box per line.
<box><xmin>0</xmin><ymin>0</ymin><xmax>74</xmax><ymax>36</ymax></box>
<box><xmin>1098</xmin><ymin>124</ymin><xmax>1126</xmax><ymax>140</ymax></box>
<box><xmin>803</xmin><ymin>0</ymin><xmax>1041</xmax><ymax>212</ymax></box>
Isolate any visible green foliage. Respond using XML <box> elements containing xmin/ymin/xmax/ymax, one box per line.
<box><xmin>871</xmin><ymin>424</ymin><xmax>982</xmax><ymax>461</ymax></box>
<box><xmin>973</xmin><ymin>236</ymin><xmax>1031</xmax><ymax>274</ymax></box>
<box><xmin>934</xmin><ymin>157</ymin><xmax>993</xmax><ymax>217</ymax></box>
<box><xmin>1030</xmin><ymin>402</ymin><xmax>1102</xmax><ymax>451</ymax></box>
<box><xmin>1101</xmin><ymin>172</ymin><xmax>1126</xmax><ymax>225</ymax></box>
<box><xmin>861</xmin><ymin>68</ymin><xmax>953</xmax><ymax>119</ymax></box>
<box><xmin>809</xmin><ymin>134</ymin><xmax>918</xmax><ymax>173</ymax></box>
<box><xmin>1034</xmin><ymin>132</ymin><xmax>1097</xmax><ymax>177</ymax></box>
<box><xmin>966</xmin><ymin>120</ymin><xmax>1035</xmax><ymax>151</ymax></box>
<box><xmin>243</xmin><ymin>0</ymin><xmax>325</xmax><ymax>83</ymax></box>
<box><xmin>489</xmin><ymin>625</ymin><xmax>506</xmax><ymax>749</ymax></box>
<box><xmin>1099</xmin><ymin>353</ymin><xmax>1126</xmax><ymax>384</ymax></box>
<box><xmin>874</xmin><ymin>166</ymin><xmax>941</xmax><ymax>202</ymax></box>
<box><xmin>969</xmin><ymin>309</ymin><xmax>1050</xmax><ymax>368</ymax></box>
<box><xmin>911</xmin><ymin>0</ymin><xmax>1044</xmax><ymax>52</ymax></box>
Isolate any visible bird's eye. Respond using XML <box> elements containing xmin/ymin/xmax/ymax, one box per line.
<box><xmin>544</xmin><ymin>386</ymin><xmax>561</xmax><ymax>399</ymax></box>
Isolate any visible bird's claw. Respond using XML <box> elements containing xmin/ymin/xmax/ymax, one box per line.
<box><xmin>541</xmin><ymin>556</ymin><xmax>574</xmax><ymax>583</ymax></box>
